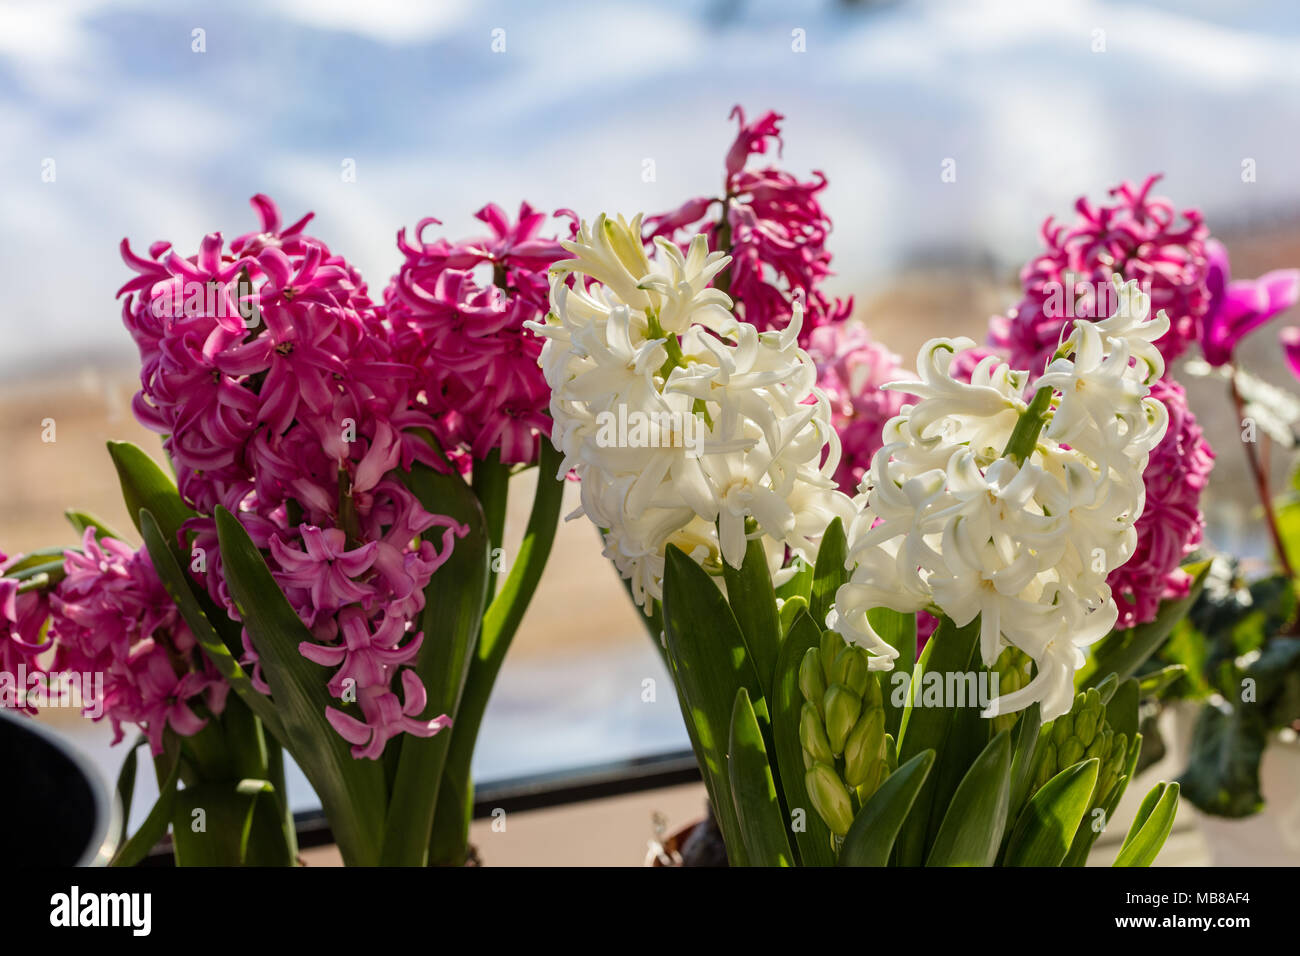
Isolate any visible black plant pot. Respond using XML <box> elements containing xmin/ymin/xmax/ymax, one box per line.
<box><xmin>0</xmin><ymin>710</ymin><xmax>118</xmax><ymax>865</ymax></box>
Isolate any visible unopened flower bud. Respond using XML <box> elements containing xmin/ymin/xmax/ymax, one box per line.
<box><xmin>799</xmin><ymin>701</ymin><xmax>834</xmax><ymax>766</ymax></box>
<box><xmin>806</xmin><ymin>762</ymin><xmax>855</xmax><ymax>836</ymax></box>
<box><xmin>834</xmin><ymin>644</ymin><xmax>872</xmax><ymax>697</ymax></box>
<box><xmin>823</xmin><ymin>684</ymin><xmax>863</xmax><ymax>754</ymax></box>
<box><xmin>843</xmin><ymin>705</ymin><xmax>886</xmax><ymax>791</ymax></box>
<box><xmin>799</xmin><ymin>648</ymin><xmax>826</xmax><ymax>717</ymax></box>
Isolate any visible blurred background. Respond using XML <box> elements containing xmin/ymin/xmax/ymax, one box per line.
<box><xmin>3</xmin><ymin>0</ymin><xmax>1299</xmax><ymax>839</ymax></box>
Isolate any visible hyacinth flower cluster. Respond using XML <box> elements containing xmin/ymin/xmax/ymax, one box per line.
<box><xmin>117</xmin><ymin>195</ymin><xmax>468</xmax><ymax>759</ymax></box>
<box><xmin>385</xmin><ymin>203</ymin><xmax>576</xmax><ymax>468</ymax></box>
<box><xmin>978</xmin><ymin>177</ymin><xmax>1251</xmax><ymax>630</ymax></box>
<box><xmin>832</xmin><ymin>278</ymin><xmax>1170</xmax><ymax>721</ymax></box>
<box><xmin>528</xmin><ymin>213</ymin><xmax>854</xmax><ymax>606</ymax></box>
<box><xmin>646</xmin><ymin>106</ymin><xmax>851</xmax><ymax>342</ymax></box>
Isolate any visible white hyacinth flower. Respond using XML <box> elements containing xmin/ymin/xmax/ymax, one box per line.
<box><xmin>831</xmin><ymin>276</ymin><xmax>1169</xmax><ymax>721</ymax></box>
<box><xmin>528</xmin><ymin>213</ymin><xmax>854</xmax><ymax>609</ymax></box>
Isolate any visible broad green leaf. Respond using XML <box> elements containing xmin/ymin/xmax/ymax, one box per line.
<box><xmin>1177</xmin><ymin>704</ymin><xmax>1269</xmax><ymax>817</ymax></box>
<box><xmin>171</xmin><ymin>781</ymin><xmax>263</xmax><ymax>866</ymax></box>
<box><xmin>111</xmin><ymin>740</ymin><xmax>181</xmax><ymax>867</ymax></box>
<box><xmin>215</xmin><ymin>506</ymin><xmax>388</xmax><ymax>866</ymax></box>
<box><xmin>388</xmin><ymin>462</ymin><xmax>490</xmax><ymax>866</ymax></box>
<box><xmin>107</xmin><ymin>440</ymin><xmax>195</xmax><ymax>554</ymax></box>
<box><xmin>662</xmin><ymin>545</ymin><xmax>767</xmax><ymax>865</ymax></box>
<box><xmin>1078</xmin><ymin>561</ymin><xmax>1210</xmax><ymax>688</ymax></box>
<box><xmin>140</xmin><ymin>509</ymin><xmax>284</xmax><ymax>742</ymax></box>
<box><xmin>1113</xmin><ymin>782</ymin><xmax>1179</xmax><ymax>867</ymax></box>
<box><xmin>728</xmin><ymin>688</ymin><xmax>794</xmax><ymax>866</ymax></box>
<box><xmin>722</xmin><ymin>528</ymin><xmax>782</xmax><ymax>698</ymax></box>
<box><xmin>894</xmin><ymin>614</ymin><xmax>980</xmax><ymax>866</ymax></box>
<box><xmin>925</xmin><ymin>729</ymin><xmax>1012</xmax><ymax>866</ymax></box>
<box><xmin>809</xmin><ymin>517</ymin><xmax>847</xmax><ymax>628</ymax></box>
<box><xmin>1002</xmin><ymin>758</ymin><xmax>1099</xmax><ymax>866</ymax></box>
<box><xmin>771</xmin><ymin>610</ymin><xmax>836</xmax><ymax>866</ymax></box>
<box><xmin>1063</xmin><ymin>732</ymin><xmax>1142</xmax><ymax>866</ymax></box>
<box><xmin>839</xmin><ymin>750</ymin><xmax>935</xmax><ymax>867</ymax></box>
<box><xmin>429</xmin><ymin>444</ymin><xmax>564</xmax><ymax>865</ymax></box>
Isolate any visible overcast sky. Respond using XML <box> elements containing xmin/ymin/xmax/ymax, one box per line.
<box><xmin>3</xmin><ymin>0</ymin><xmax>1299</xmax><ymax>376</ymax></box>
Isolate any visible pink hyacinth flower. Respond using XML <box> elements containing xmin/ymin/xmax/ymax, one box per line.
<box><xmin>1200</xmin><ymin>239</ymin><xmax>1300</xmax><ymax>366</ymax></box>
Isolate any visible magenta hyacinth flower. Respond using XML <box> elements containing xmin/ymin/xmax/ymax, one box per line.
<box><xmin>47</xmin><ymin>530</ymin><xmax>227</xmax><ymax>753</ymax></box>
<box><xmin>646</xmin><ymin>105</ymin><xmax>851</xmax><ymax>343</ymax></box>
<box><xmin>806</xmin><ymin>323</ymin><xmax>912</xmax><ymax>494</ymax></box>
<box><xmin>1282</xmin><ymin>326</ymin><xmax>1300</xmax><ymax>380</ymax></box>
<box><xmin>117</xmin><ymin>195</ymin><xmax>469</xmax><ymax>757</ymax></box>
<box><xmin>1106</xmin><ymin>378</ymin><xmax>1214</xmax><ymax>630</ymax></box>
<box><xmin>990</xmin><ymin>175</ymin><xmax>1209</xmax><ymax>374</ymax></box>
<box><xmin>1200</xmin><ymin>239</ymin><xmax>1300</xmax><ymax>367</ymax></box>
<box><xmin>386</xmin><ymin>202</ymin><xmax>574</xmax><ymax>468</ymax></box>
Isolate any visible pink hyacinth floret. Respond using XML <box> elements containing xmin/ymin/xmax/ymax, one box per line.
<box><xmin>386</xmin><ymin>202</ymin><xmax>575</xmax><ymax>468</ymax></box>
<box><xmin>1</xmin><ymin>552</ymin><xmax>52</xmax><ymax>715</ymax></box>
<box><xmin>1106</xmin><ymin>378</ymin><xmax>1214</xmax><ymax>630</ymax></box>
<box><xmin>807</xmin><ymin>323</ymin><xmax>912</xmax><ymax>494</ymax></box>
<box><xmin>1200</xmin><ymin>238</ymin><xmax>1300</xmax><ymax>367</ymax></box>
<box><xmin>646</xmin><ymin>105</ymin><xmax>851</xmax><ymax>343</ymax></box>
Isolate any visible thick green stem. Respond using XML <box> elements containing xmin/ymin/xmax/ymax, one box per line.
<box><xmin>472</xmin><ymin>450</ymin><xmax>510</xmax><ymax>604</ymax></box>
<box><xmin>1002</xmin><ymin>386</ymin><xmax>1053</xmax><ymax>464</ymax></box>
<box><xmin>428</xmin><ymin>440</ymin><xmax>566</xmax><ymax>864</ymax></box>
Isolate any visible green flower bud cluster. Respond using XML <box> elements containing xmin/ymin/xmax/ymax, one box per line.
<box><xmin>798</xmin><ymin>630</ymin><xmax>893</xmax><ymax>837</ymax></box>
<box><xmin>1030</xmin><ymin>687</ymin><xmax>1128</xmax><ymax>809</ymax></box>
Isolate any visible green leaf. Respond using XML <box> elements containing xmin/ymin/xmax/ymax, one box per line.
<box><xmin>809</xmin><ymin>517</ymin><xmax>847</xmax><ymax>629</ymax></box>
<box><xmin>1113</xmin><ymin>782</ymin><xmax>1179</xmax><ymax>867</ymax></box>
<box><xmin>1177</xmin><ymin>704</ymin><xmax>1269</xmax><ymax>817</ymax></box>
<box><xmin>1078</xmin><ymin>561</ymin><xmax>1211</xmax><ymax>688</ymax></box>
<box><xmin>775</xmin><ymin>556</ymin><xmax>813</xmax><ymax>602</ymax></box>
<box><xmin>1063</xmin><ymin>732</ymin><xmax>1142</xmax><ymax>866</ymax></box>
<box><xmin>868</xmin><ymin>607</ymin><xmax>916</xmax><ymax>739</ymax></box>
<box><xmin>894</xmin><ymin>614</ymin><xmax>981</xmax><ymax>866</ymax></box>
<box><xmin>107</xmin><ymin>440</ymin><xmax>195</xmax><ymax>553</ymax></box>
<box><xmin>386</xmin><ymin>462</ymin><xmax>490</xmax><ymax>866</ymax></box>
<box><xmin>215</xmin><ymin>505</ymin><xmax>388</xmax><ymax>866</ymax></box>
<box><xmin>65</xmin><ymin>510</ymin><xmax>126</xmax><ymax>541</ymax></box>
<box><xmin>778</xmin><ymin>595</ymin><xmax>809</xmax><ymax>638</ymax></box>
<box><xmin>140</xmin><ymin>509</ymin><xmax>284</xmax><ymax>742</ymax></box>
<box><xmin>771</xmin><ymin>611</ymin><xmax>836</xmax><ymax>866</ymax></box>
<box><xmin>171</xmin><ymin>781</ymin><xmax>263</xmax><ymax>866</ymax></box>
<box><xmin>429</xmin><ymin>443</ymin><xmax>565</xmax><ymax>865</ymax></box>
<box><xmin>662</xmin><ymin>545</ymin><xmax>767</xmax><ymax>866</ymax></box>
<box><xmin>728</xmin><ymin>688</ymin><xmax>794</xmax><ymax>866</ymax></box>
<box><xmin>925</xmin><ymin>729</ymin><xmax>1012</xmax><ymax>866</ymax></box>
<box><xmin>1138</xmin><ymin>664</ymin><xmax>1187</xmax><ymax>699</ymax></box>
<box><xmin>1002</xmin><ymin>758</ymin><xmax>1099</xmax><ymax>866</ymax></box>
<box><xmin>1007</xmin><ymin>702</ymin><xmax>1042</xmax><ymax>824</ymax></box>
<box><xmin>111</xmin><ymin>737</ymin><xmax>145</xmax><ymax>853</ymax></box>
<box><xmin>1106</xmin><ymin>677</ymin><xmax>1140</xmax><ymax>745</ymax></box>
<box><xmin>722</xmin><ymin>528</ymin><xmax>782</xmax><ymax>698</ymax></box>
<box><xmin>839</xmin><ymin>750</ymin><xmax>936</xmax><ymax>867</ymax></box>
<box><xmin>111</xmin><ymin>741</ymin><xmax>182</xmax><ymax>867</ymax></box>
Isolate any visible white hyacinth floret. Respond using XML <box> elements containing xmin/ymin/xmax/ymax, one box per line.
<box><xmin>527</xmin><ymin>214</ymin><xmax>854</xmax><ymax>609</ymax></box>
<box><xmin>830</xmin><ymin>277</ymin><xmax>1170</xmax><ymax>721</ymax></box>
